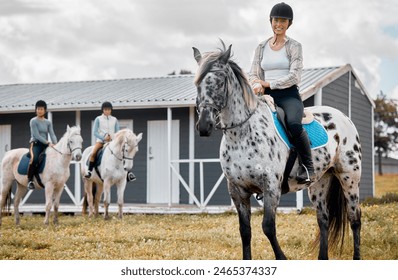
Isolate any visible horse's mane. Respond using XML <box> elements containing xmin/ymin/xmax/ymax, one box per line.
<box><xmin>194</xmin><ymin>42</ymin><xmax>257</xmax><ymax>111</ymax></box>
<box><xmin>114</xmin><ymin>128</ymin><xmax>136</xmax><ymax>145</ymax></box>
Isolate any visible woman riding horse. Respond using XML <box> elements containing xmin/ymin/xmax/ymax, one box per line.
<box><xmin>249</xmin><ymin>2</ymin><xmax>314</xmax><ymax>184</ymax></box>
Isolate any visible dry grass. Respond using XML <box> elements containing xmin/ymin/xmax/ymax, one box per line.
<box><xmin>375</xmin><ymin>174</ymin><xmax>398</xmax><ymax>197</ymax></box>
<box><xmin>0</xmin><ymin>174</ymin><xmax>397</xmax><ymax>260</ymax></box>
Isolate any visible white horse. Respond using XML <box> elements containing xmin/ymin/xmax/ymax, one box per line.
<box><xmin>81</xmin><ymin>129</ymin><xmax>142</xmax><ymax>220</ymax></box>
<box><xmin>0</xmin><ymin>125</ymin><xmax>83</xmax><ymax>226</ymax></box>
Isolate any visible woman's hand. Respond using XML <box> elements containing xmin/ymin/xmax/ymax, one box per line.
<box><xmin>253</xmin><ymin>83</ymin><xmax>263</xmax><ymax>95</ymax></box>
<box><xmin>254</xmin><ymin>79</ymin><xmax>270</xmax><ymax>89</ymax></box>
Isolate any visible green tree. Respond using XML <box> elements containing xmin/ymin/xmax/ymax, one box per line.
<box><xmin>374</xmin><ymin>91</ymin><xmax>398</xmax><ymax>175</ymax></box>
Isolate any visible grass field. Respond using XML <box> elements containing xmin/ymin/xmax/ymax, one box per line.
<box><xmin>0</xmin><ymin>175</ymin><xmax>397</xmax><ymax>260</ymax></box>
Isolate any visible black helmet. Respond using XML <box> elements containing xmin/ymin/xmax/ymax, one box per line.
<box><xmin>35</xmin><ymin>100</ymin><xmax>47</xmax><ymax>110</ymax></box>
<box><xmin>101</xmin><ymin>101</ymin><xmax>113</xmax><ymax>110</ymax></box>
<box><xmin>270</xmin><ymin>2</ymin><xmax>293</xmax><ymax>20</ymax></box>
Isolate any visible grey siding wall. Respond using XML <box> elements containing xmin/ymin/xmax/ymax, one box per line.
<box><xmin>193</xmin><ymin>125</ymin><xmax>230</xmax><ymax>205</ymax></box>
<box><xmin>350</xmin><ymin>76</ymin><xmax>374</xmax><ymax>199</ymax></box>
<box><xmin>323</xmin><ymin>73</ymin><xmax>350</xmax><ymax>115</ymax></box>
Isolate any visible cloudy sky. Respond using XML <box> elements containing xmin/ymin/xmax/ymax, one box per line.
<box><xmin>0</xmin><ymin>0</ymin><xmax>397</xmax><ymax>99</ymax></box>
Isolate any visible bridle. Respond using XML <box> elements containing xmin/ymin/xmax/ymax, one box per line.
<box><xmin>51</xmin><ymin>136</ymin><xmax>82</xmax><ymax>156</ymax></box>
<box><xmin>109</xmin><ymin>141</ymin><xmax>137</xmax><ymax>163</ymax></box>
<box><xmin>196</xmin><ymin>70</ymin><xmax>258</xmax><ymax>132</ymax></box>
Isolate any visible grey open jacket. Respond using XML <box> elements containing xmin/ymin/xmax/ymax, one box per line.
<box><xmin>249</xmin><ymin>36</ymin><xmax>303</xmax><ymax>90</ymax></box>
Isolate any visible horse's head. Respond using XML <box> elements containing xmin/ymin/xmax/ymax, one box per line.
<box><xmin>193</xmin><ymin>42</ymin><xmax>232</xmax><ymax>136</ymax></box>
<box><xmin>67</xmin><ymin>125</ymin><xmax>83</xmax><ymax>161</ymax></box>
<box><xmin>115</xmin><ymin>129</ymin><xmax>143</xmax><ymax>171</ymax></box>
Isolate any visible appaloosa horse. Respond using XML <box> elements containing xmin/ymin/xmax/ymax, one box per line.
<box><xmin>192</xmin><ymin>42</ymin><xmax>362</xmax><ymax>260</ymax></box>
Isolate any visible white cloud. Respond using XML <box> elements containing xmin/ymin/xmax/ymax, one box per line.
<box><xmin>391</xmin><ymin>86</ymin><xmax>398</xmax><ymax>100</ymax></box>
<box><xmin>0</xmin><ymin>0</ymin><xmax>397</xmax><ymax>101</ymax></box>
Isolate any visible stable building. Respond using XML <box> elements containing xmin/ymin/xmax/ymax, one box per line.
<box><xmin>0</xmin><ymin>64</ymin><xmax>375</xmax><ymax>213</ymax></box>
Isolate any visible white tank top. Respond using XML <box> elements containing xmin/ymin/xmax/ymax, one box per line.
<box><xmin>261</xmin><ymin>43</ymin><xmax>290</xmax><ymax>83</ymax></box>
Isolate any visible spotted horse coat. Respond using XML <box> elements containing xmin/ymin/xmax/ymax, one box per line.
<box><xmin>193</xmin><ymin>42</ymin><xmax>362</xmax><ymax>260</ymax></box>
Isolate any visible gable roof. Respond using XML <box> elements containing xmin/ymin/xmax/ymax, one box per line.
<box><xmin>0</xmin><ymin>64</ymin><xmax>373</xmax><ymax>113</ymax></box>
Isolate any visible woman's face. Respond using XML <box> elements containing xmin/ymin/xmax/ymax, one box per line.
<box><xmin>271</xmin><ymin>17</ymin><xmax>290</xmax><ymax>35</ymax></box>
<box><xmin>36</xmin><ymin>107</ymin><xmax>46</xmax><ymax>117</ymax></box>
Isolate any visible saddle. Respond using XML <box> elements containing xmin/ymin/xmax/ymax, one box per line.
<box><xmin>259</xmin><ymin>95</ymin><xmax>328</xmax><ymax>195</ymax></box>
<box><xmin>17</xmin><ymin>152</ymin><xmax>47</xmax><ymax>188</ymax></box>
<box><xmin>86</xmin><ymin>146</ymin><xmax>107</xmax><ymax>181</ymax></box>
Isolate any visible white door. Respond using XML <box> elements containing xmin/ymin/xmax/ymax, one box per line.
<box><xmin>0</xmin><ymin>125</ymin><xmax>11</xmax><ymax>163</ymax></box>
<box><xmin>147</xmin><ymin>120</ymin><xmax>179</xmax><ymax>204</ymax></box>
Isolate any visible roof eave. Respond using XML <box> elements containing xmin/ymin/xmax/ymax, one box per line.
<box><xmin>300</xmin><ymin>64</ymin><xmax>375</xmax><ymax>108</ymax></box>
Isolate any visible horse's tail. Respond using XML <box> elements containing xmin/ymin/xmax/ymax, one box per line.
<box><xmin>315</xmin><ymin>175</ymin><xmax>348</xmax><ymax>254</ymax></box>
<box><xmin>2</xmin><ymin>187</ymin><xmax>12</xmax><ymax>216</ymax></box>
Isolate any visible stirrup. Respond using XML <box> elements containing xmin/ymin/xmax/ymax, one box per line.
<box><xmin>27</xmin><ymin>181</ymin><xmax>35</xmax><ymax>190</ymax></box>
<box><xmin>127</xmin><ymin>172</ymin><xmax>136</xmax><ymax>182</ymax></box>
<box><xmin>296</xmin><ymin>165</ymin><xmax>313</xmax><ymax>184</ymax></box>
<box><xmin>84</xmin><ymin>171</ymin><xmax>92</xmax><ymax>178</ymax></box>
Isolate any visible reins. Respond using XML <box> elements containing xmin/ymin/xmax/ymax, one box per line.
<box><xmin>109</xmin><ymin>141</ymin><xmax>136</xmax><ymax>162</ymax></box>
<box><xmin>197</xmin><ymin>69</ymin><xmax>259</xmax><ymax>132</ymax></box>
<box><xmin>51</xmin><ymin>139</ymin><xmax>82</xmax><ymax>156</ymax></box>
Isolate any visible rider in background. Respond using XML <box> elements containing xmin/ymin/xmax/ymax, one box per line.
<box><xmin>249</xmin><ymin>2</ymin><xmax>314</xmax><ymax>184</ymax></box>
<box><xmin>27</xmin><ymin>100</ymin><xmax>57</xmax><ymax>190</ymax></box>
<box><xmin>85</xmin><ymin>101</ymin><xmax>120</xmax><ymax>178</ymax></box>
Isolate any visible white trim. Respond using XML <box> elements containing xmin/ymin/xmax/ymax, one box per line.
<box><xmin>167</xmin><ymin>107</ymin><xmax>173</xmax><ymax>207</ymax></box>
<box><xmin>348</xmin><ymin>71</ymin><xmax>352</xmax><ymax>118</ymax></box>
<box><xmin>189</xmin><ymin>106</ymin><xmax>195</xmax><ymax>204</ymax></box>
<box><xmin>314</xmin><ymin>88</ymin><xmax>322</xmax><ymax>106</ymax></box>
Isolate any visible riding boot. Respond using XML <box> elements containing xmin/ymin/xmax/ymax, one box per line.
<box><xmin>85</xmin><ymin>161</ymin><xmax>95</xmax><ymax>178</ymax></box>
<box><xmin>27</xmin><ymin>163</ymin><xmax>36</xmax><ymax>190</ymax></box>
<box><xmin>293</xmin><ymin>130</ymin><xmax>314</xmax><ymax>184</ymax></box>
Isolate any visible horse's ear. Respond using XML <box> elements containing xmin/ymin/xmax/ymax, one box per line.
<box><xmin>193</xmin><ymin>47</ymin><xmax>202</xmax><ymax>64</ymax></box>
<box><xmin>136</xmin><ymin>133</ymin><xmax>143</xmax><ymax>143</ymax></box>
<box><xmin>67</xmin><ymin>125</ymin><xmax>70</xmax><ymax>132</ymax></box>
<box><xmin>220</xmin><ymin>44</ymin><xmax>232</xmax><ymax>64</ymax></box>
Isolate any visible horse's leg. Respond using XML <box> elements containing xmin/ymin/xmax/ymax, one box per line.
<box><xmin>94</xmin><ymin>183</ymin><xmax>103</xmax><ymax>217</ymax></box>
<box><xmin>13</xmin><ymin>183</ymin><xmax>28</xmax><ymax>226</ymax></box>
<box><xmin>0</xmin><ymin>177</ymin><xmax>15</xmax><ymax>226</ymax></box>
<box><xmin>308</xmin><ymin>173</ymin><xmax>333</xmax><ymax>260</ymax></box>
<box><xmin>44</xmin><ymin>183</ymin><xmax>55</xmax><ymax>226</ymax></box>
<box><xmin>229</xmin><ymin>182</ymin><xmax>252</xmax><ymax>260</ymax></box>
<box><xmin>116</xmin><ymin>182</ymin><xmax>126</xmax><ymax>219</ymax></box>
<box><xmin>262</xmin><ymin>188</ymin><xmax>287</xmax><ymax>260</ymax></box>
<box><xmin>335</xmin><ymin>172</ymin><xmax>361</xmax><ymax>260</ymax></box>
<box><xmin>52</xmin><ymin>185</ymin><xmax>64</xmax><ymax>225</ymax></box>
<box><xmin>84</xmin><ymin>180</ymin><xmax>94</xmax><ymax>217</ymax></box>
<box><xmin>102</xmin><ymin>181</ymin><xmax>111</xmax><ymax>220</ymax></box>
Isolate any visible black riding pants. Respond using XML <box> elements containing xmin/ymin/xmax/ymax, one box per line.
<box><xmin>29</xmin><ymin>141</ymin><xmax>48</xmax><ymax>166</ymax></box>
<box><xmin>265</xmin><ymin>85</ymin><xmax>304</xmax><ymax>138</ymax></box>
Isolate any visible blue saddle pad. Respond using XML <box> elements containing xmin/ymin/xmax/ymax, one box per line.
<box><xmin>272</xmin><ymin>111</ymin><xmax>328</xmax><ymax>149</ymax></box>
<box><xmin>86</xmin><ymin>147</ymin><xmax>105</xmax><ymax>167</ymax></box>
<box><xmin>17</xmin><ymin>153</ymin><xmax>46</xmax><ymax>175</ymax></box>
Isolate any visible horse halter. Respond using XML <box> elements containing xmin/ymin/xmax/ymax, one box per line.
<box><xmin>196</xmin><ymin>69</ymin><xmax>258</xmax><ymax>132</ymax></box>
<box><xmin>196</xmin><ymin>70</ymin><xmax>229</xmax><ymax>115</ymax></box>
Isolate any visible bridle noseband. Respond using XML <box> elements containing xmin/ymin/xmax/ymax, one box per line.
<box><xmin>196</xmin><ymin>69</ymin><xmax>258</xmax><ymax>132</ymax></box>
<box><xmin>109</xmin><ymin>141</ymin><xmax>137</xmax><ymax>162</ymax></box>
